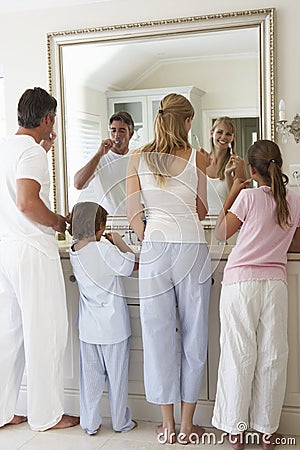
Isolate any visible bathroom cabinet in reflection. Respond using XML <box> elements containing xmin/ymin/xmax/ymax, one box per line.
<box><xmin>107</xmin><ymin>86</ymin><xmax>204</xmax><ymax>151</ymax></box>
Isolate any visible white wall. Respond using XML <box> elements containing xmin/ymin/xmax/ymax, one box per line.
<box><xmin>133</xmin><ymin>58</ymin><xmax>258</xmax><ymax>111</ymax></box>
<box><xmin>0</xmin><ymin>0</ymin><xmax>299</xmax><ymax>173</ymax></box>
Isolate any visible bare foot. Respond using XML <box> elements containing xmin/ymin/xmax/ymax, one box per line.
<box><xmin>131</xmin><ymin>420</ymin><xmax>138</xmax><ymax>430</ymax></box>
<box><xmin>178</xmin><ymin>425</ymin><xmax>205</xmax><ymax>445</ymax></box>
<box><xmin>49</xmin><ymin>414</ymin><xmax>79</xmax><ymax>430</ymax></box>
<box><xmin>5</xmin><ymin>415</ymin><xmax>27</xmax><ymax>426</ymax></box>
<box><xmin>262</xmin><ymin>433</ymin><xmax>284</xmax><ymax>450</ymax></box>
<box><xmin>156</xmin><ymin>424</ymin><xmax>177</xmax><ymax>444</ymax></box>
<box><xmin>227</xmin><ymin>433</ymin><xmax>245</xmax><ymax>450</ymax></box>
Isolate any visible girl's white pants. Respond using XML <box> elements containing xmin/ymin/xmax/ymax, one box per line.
<box><xmin>139</xmin><ymin>242</ymin><xmax>211</xmax><ymax>404</ymax></box>
<box><xmin>0</xmin><ymin>241</ymin><xmax>68</xmax><ymax>431</ymax></box>
<box><xmin>212</xmin><ymin>280</ymin><xmax>288</xmax><ymax>435</ymax></box>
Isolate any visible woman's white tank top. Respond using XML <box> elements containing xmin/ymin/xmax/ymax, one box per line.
<box><xmin>138</xmin><ymin>148</ymin><xmax>206</xmax><ymax>243</ymax></box>
<box><xmin>207</xmin><ymin>176</ymin><xmax>228</xmax><ymax>215</ymax></box>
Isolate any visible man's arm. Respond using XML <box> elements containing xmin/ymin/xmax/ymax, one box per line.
<box><xmin>16</xmin><ymin>178</ymin><xmax>66</xmax><ymax>233</ymax></box>
<box><xmin>74</xmin><ymin>139</ymin><xmax>114</xmax><ymax>190</ymax></box>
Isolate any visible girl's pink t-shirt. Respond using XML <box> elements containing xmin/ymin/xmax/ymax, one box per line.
<box><xmin>222</xmin><ymin>186</ymin><xmax>300</xmax><ymax>285</ymax></box>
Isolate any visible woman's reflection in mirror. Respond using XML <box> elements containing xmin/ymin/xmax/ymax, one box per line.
<box><xmin>206</xmin><ymin>116</ymin><xmax>247</xmax><ymax>215</ymax></box>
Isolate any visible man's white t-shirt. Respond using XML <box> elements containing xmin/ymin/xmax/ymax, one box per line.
<box><xmin>78</xmin><ymin>151</ymin><xmax>130</xmax><ymax>215</ymax></box>
<box><xmin>0</xmin><ymin>135</ymin><xmax>58</xmax><ymax>258</ymax></box>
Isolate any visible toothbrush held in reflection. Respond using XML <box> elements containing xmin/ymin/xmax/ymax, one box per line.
<box><xmin>193</xmin><ymin>134</ymin><xmax>212</xmax><ymax>167</ymax></box>
<box><xmin>115</xmin><ymin>138</ymin><xmax>121</xmax><ymax>144</ymax></box>
<box><xmin>192</xmin><ymin>133</ymin><xmax>202</xmax><ymax>151</ymax></box>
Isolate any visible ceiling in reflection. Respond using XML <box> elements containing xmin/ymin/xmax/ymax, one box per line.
<box><xmin>63</xmin><ymin>27</ymin><xmax>258</xmax><ymax>91</ymax></box>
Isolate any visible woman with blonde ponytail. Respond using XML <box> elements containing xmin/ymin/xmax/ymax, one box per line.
<box><xmin>127</xmin><ymin>93</ymin><xmax>211</xmax><ymax>444</ymax></box>
<box><xmin>213</xmin><ymin>140</ymin><xmax>300</xmax><ymax>450</ymax></box>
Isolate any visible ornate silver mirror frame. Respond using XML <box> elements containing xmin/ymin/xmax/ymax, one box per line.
<box><xmin>47</xmin><ymin>8</ymin><xmax>274</xmax><ymax>215</ymax></box>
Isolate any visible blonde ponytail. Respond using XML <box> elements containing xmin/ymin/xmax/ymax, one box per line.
<box><xmin>141</xmin><ymin>93</ymin><xmax>194</xmax><ymax>187</ymax></box>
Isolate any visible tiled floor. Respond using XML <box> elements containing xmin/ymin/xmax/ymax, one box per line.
<box><xmin>0</xmin><ymin>420</ymin><xmax>299</xmax><ymax>450</ymax></box>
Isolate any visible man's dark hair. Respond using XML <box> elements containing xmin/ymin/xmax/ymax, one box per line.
<box><xmin>18</xmin><ymin>87</ymin><xmax>57</xmax><ymax>129</ymax></box>
<box><xmin>109</xmin><ymin>111</ymin><xmax>134</xmax><ymax>136</ymax></box>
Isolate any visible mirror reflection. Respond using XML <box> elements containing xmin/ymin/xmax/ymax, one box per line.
<box><xmin>73</xmin><ymin>111</ymin><xmax>134</xmax><ymax>216</ymax></box>
<box><xmin>48</xmin><ymin>9</ymin><xmax>274</xmax><ymax>217</ymax></box>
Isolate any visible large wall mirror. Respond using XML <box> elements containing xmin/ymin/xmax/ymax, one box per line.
<box><xmin>48</xmin><ymin>8</ymin><xmax>274</xmax><ymax>216</ymax></box>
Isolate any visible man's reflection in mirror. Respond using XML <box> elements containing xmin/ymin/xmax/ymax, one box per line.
<box><xmin>74</xmin><ymin>112</ymin><xmax>134</xmax><ymax>216</ymax></box>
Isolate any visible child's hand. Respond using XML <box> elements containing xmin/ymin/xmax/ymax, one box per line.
<box><xmin>234</xmin><ymin>157</ymin><xmax>247</xmax><ymax>181</ymax></box>
<box><xmin>104</xmin><ymin>232</ymin><xmax>123</xmax><ymax>245</ymax></box>
<box><xmin>104</xmin><ymin>232</ymin><xmax>133</xmax><ymax>254</ymax></box>
<box><xmin>104</xmin><ymin>232</ymin><xmax>114</xmax><ymax>244</ymax></box>
<box><xmin>231</xmin><ymin>177</ymin><xmax>252</xmax><ymax>195</ymax></box>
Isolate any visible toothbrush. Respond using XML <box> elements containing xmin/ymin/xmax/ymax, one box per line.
<box><xmin>192</xmin><ymin>134</ymin><xmax>202</xmax><ymax>151</ymax></box>
<box><xmin>193</xmin><ymin>133</ymin><xmax>211</xmax><ymax>167</ymax></box>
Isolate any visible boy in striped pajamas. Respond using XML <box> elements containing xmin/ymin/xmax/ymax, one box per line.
<box><xmin>68</xmin><ymin>201</ymin><xmax>138</xmax><ymax>435</ymax></box>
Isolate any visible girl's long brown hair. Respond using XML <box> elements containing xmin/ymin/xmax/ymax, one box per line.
<box><xmin>247</xmin><ymin>140</ymin><xmax>291</xmax><ymax>228</ymax></box>
<box><xmin>141</xmin><ymin>93</ymin><xmax>194</xmax><ymax>187</ymax></box>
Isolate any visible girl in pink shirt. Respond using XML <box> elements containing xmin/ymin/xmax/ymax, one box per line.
<box><xmin>212</xmin><ymin>140</ymin><xmax>300</xmax><ymax>450</ymax></box>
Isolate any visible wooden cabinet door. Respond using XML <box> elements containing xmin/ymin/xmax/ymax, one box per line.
<box><xmin>207</xmin><ymin>260</ymin><xmax>226</xmax><ymax>400</ymax></box>
<box><xmin>284</xmin><ymin>261</ymin><xmax>300</xmax><ymax>407</ymax></box>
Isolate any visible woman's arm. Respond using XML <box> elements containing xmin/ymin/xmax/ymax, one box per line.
<box><xmin>288</xmin><ymin>227</ymin><xmax>300</xmax><ymax>252</ymax></box>
<box><xmin>215</xmin><ymin>177</ymin><xmax>250</xmax><ymax>242</ymax></box>
<box><xmin>196</xmin><ymin>151</ymin><xmax>208</xmax><ymax>221</ymax></box>
<box><xmin>126</xmin><ymin>152</ymin><xmax>145</xmax><ymax>242</ymax></box>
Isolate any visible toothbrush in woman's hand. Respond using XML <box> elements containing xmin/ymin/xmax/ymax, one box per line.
<box><xmin>193</xmin><ymin>134</ymin><xmax>211</xmax><ymax>167</ymax></box>
<box><xmin>193</xmin><ymin>133</ymin><xmax>202</xmax><ymax>150</ymax></box>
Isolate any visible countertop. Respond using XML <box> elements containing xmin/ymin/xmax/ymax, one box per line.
<box><xmin>57</xmin><ymin>241</ymin><xmax>300</xmax><ymax>261</ymax></box>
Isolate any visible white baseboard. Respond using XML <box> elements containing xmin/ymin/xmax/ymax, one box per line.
<box><xmin>16</xmin><ymin>387</ymin><xmax>300</xmax><ymax>437</ymax></box>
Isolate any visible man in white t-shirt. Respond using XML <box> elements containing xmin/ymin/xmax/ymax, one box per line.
<box><xmin>0</xmin><ymin>87</ymin><xmax>79</xmax><ymax>431</ymax></box>
<box><xmin>74</xmin><ymin>111</ymin><xmax>134</xmax><ymax>215</ymax></box>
